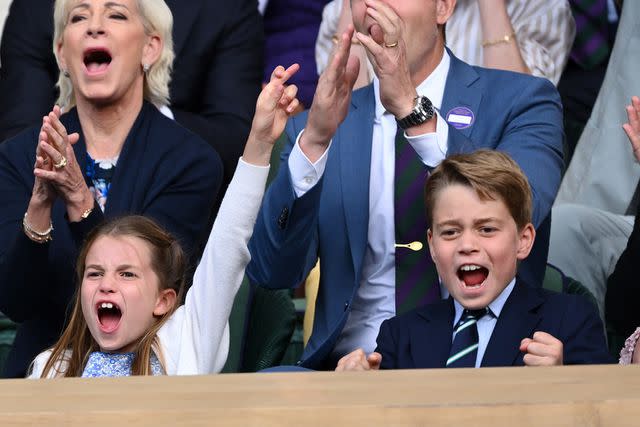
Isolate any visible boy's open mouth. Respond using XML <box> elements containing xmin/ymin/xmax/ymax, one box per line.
<box><xmin>97</xmin><ymin>302</ymin><xmax>122</xmax><ymax>333</ymax></box>
<box><xmin>83</xmin><ymin>48</ymin><xmax>112</xmax><ymax>74</ymax></box>
<box><xmin>457</xmin><ymin>264</ymin><xmax>489</xmax><ymax>288</ymax></box>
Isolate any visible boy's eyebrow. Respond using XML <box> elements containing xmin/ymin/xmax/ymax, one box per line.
<box><xmin>84</xmin><ymin>264</ymin><xmax>103</xmax><ymax>270</ymax></box>
<box><xmin>434</xmin><ymin>219</ymin><xmax>461</xmax><ymax>228</ymax></box>
<box><xmin>473</xmin><ymin>217</ymin><xmax>503</xmax><ymax>225</ymax></box>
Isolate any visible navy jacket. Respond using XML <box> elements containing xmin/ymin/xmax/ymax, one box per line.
<box><xmin>376</xmin><ymin>280</ymin><xmax>614</xmax><ymax>369</ymax></box>
<box><xmin>0</xmin><ymin>102</ymin><xmax>222</xmax><ymax>377</ymax></box>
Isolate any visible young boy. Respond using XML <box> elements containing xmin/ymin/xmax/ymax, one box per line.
<box><xmin>336</xmin><ymin>150</ymin><xmax>613</xmax><ymax>371</ymax></box>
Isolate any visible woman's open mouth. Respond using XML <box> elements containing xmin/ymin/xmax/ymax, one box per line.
<box><xmin>83</xmin><ymin>48</ymin><xmax>112</xmax><ymax>75</ymax></box>
<box><xmin>96</xmin><ymin>301</ymin><xmax>122</xmax><ymax>333</ymax></box>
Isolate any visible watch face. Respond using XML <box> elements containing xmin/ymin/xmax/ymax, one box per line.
<box><xmin>397</xmin><ymin>96</ymin><xmax>434</xmax><ymax>129</ymax></box>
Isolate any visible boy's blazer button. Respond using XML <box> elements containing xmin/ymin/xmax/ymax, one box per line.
<box><xmin>277</xmin><ymin>207</ymin><xmax>289</xmax><ymax>229</ymax></box>
<box><xmin>344</xmin><ymin>301</ymin><xmax>350</xmax><ymax>311</ymax></box>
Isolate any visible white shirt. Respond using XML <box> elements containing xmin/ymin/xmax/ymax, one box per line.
<box><xmin>452</xmin><ymin>278</ymin><xmax>516</xmax><ymax>368</ymax></box>
<box><xmin>446</xmin><ymin>0</ymin><xmax>575</xmax><ymax>85</ymax></box>
<box><xmin>288</xmin><ymin>51</ymin><xmax>451</xmax><ymax>356</ymax></box>
<box><xmin>29</xmin><ymin>159</ymin><xmax>269</xmax><ymax>377</ymax></box>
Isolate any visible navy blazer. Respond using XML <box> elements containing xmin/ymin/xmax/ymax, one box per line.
<box><xmin>376</xmin><ymin>280</ymin><xmax>614</xmax><ymax>369</ymax></box>
<box><xmin>0</xmin><ymin>102</ymin><xmax>222</xmax><ymax>377</ymax></box>
<box><xmin>247</xmin><ymin>52</ymin><xmax>564</xmax><ymax>369</ymax></box>
<box><xmin>0</xmin><ymin>0</ymin><xmax>262</xmax><ymax>189</ymax></box>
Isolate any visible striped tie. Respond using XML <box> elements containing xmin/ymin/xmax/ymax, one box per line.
<box><xmin>394</xmin><ymin>128</ymin><xmax>440</xmax><ymax>315</ymax></box>
<box><xmin>569</xmin><ymin>0</ymin><xmax>610</xmax><ymax>69</ymax></box>
<box><xmin>446</xmin><ymin>308</ymin><xmax>488</xmax><ymax>368</ymax></box>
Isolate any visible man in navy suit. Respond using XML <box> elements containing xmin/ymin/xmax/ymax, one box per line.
<box><xmin>247</xmin><ymin>0</ymin><xmax>564</xmax><ymax>369</ymax></box>
<box><xmin>335</xmin><ymin>151</ymin><xmax>611</xmax><ymax>371</ymax></box>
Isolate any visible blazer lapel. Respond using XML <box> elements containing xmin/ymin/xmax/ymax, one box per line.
<box><xmin>339</xmin><ymin>85</ymin><xmax>375</xmax><ymax>272</ymax></box>
<box><xmin>410</xmin><ymin>299</ymin><xmax>455</xmax><ymax>368</ymax></box>
<box><xmin>164</xmin><ymin>0</ymin><xmax>202</xmax><ymax>59</ymax></box>
<box><xmin>481</xmin><ymin>280</ymin><xmax>545</xmax><ymax>367</ymax></box>
<box><xmin>441</xmin><ymin>49</ymin><xmax>483</xmax><ymax>153</ymax></box>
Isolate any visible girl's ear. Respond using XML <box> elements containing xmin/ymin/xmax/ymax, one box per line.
<box><xmin>153</xmin><ymin>288</ymin><xmax>177</xmax><ymax>316</ymax></box>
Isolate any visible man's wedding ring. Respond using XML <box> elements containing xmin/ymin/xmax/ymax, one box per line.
<box><xmin>384</xmin><ymin>41</ymin><xmax>398</xmax><ymax>48</ymax></box>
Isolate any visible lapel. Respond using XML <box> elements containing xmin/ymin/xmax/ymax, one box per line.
<box><xmin>440</xmin><ymin>49</ymin><xmax>483</xmax><ymax>153</ymax></box>
<box><xmin>339</xmin><ymin>85</ymin><xmax>375</xmax><ymax>272</ymax></box>
<box><xmin>410</xmin><ymin>299</ymin><xmax>455</xmax><ymax>368</ymax></box>
<box><xmin>481</xmin><ymin>279</ymin><xmax>545</xmax><ymax>367</ymax></box>
<box><xmin>164</xmin><ymin>0</ymin><xmax>202</xmax><ymax>59</ymax></box>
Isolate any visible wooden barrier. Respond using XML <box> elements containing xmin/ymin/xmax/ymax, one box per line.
<box><xmin>0</xmin><ymin>365</ymin><xmax>638</xmax><ymax>426</ymax></box>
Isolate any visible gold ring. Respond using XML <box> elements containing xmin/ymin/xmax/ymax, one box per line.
<box><xmin>53</xmin><ymin>156</ymin><xmax>67</xmax><ymax>169</ymax></box>
<box><xmin>384</xmin><ymin>41</ymin><xmax>398</xmax><ymax>48</ymax></box>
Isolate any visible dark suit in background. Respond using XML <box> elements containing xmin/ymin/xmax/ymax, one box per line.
<box><xmin>376</xmin><ymin>280</ymin><xmax>613</xmax><ymax>369</ymax></box>
<box><xmin>0</xmin><ymin>0</ymin><xmax>263</xmax><ymax>193</ymax></box>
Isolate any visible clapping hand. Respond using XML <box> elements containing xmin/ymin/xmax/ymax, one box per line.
<box><xmin>301</xmin><ymin>25</ymin><xmax>360</xmax><ymax>162</ymax></box>
<box><xmin>33</xmin><ymin>106</ymin><xmax>93</xmax><ymax>221</ymax></box>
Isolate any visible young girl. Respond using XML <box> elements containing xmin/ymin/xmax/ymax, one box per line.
<box><xmin>28</xmin><ymin>63</ymin><xmax>302</xmax><ymax>377</ymax></box>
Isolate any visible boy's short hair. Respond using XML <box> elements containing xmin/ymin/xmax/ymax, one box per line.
<box><xmin>424</xmin><ymin>150</ymin><xmax>532</xmax><ymax>230</ymax></box>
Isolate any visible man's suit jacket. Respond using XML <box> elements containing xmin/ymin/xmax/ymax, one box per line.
<box><xmin>376</xmin><ymin>279</ymin><xmax>613</xmax><ymax>369</ymax></box>
<box><xmin>247</xmin><ymin>52</ymin><xmax>564</xmax><ymax>369</ymax></box>
<box><xmin>0</xmin><ymin>0</ymin><xmax>263</xmax><ymax>189</ymax></box>
<box><xmin>0</xmin><ymin>102</ymin><xmax>222</xmax><ymax>377</ymax></box>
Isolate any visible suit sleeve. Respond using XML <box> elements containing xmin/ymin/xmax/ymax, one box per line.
<box><xmin>605</xmin><ymin>202</ymin><xmax>640</xmax><ymax>339</ymax></box>
<box><xmin>560</xmin><ymin>295</ymin><xmax>614</xmax><ymax>364</ymax></box>
<box><xmin>0</xmin><ymin>0</ymin><xmax>58</xmax><ymax>142</ymax></box>
<box><xmin>171</xmin><ymin>0</ymin><xmax>263</xmax><ymax>185</ymax></box>
<box><xmin>448</xmin><ymin>77</ymin><xmax>563</xmax><ymax>228</ymax></box>
<box><xmin>246</xmin><ymin>117</ymin><xmax>323</xmax><ymax>290</ymax></box>
<box><xmin>375</xmin><ymin>319</ymin><xmax>399</xmax><ymax>370</ymax></box>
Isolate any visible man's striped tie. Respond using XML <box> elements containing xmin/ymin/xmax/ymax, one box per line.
<box><xmin>446</xmin><ymin>308</ymin><xmax>488</xmax><ymax>368</ymax></box>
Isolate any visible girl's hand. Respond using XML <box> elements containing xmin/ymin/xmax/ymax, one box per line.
<box><xmin>243</xmin><ymin>63</ymin><xmax>301</xmax><ymax>166</ymax></box>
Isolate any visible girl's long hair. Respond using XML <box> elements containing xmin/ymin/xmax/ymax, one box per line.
<box><xmin>39</xmin><ymin>216</ymin><xmax>187</xmax><ymax>378</ymax></box>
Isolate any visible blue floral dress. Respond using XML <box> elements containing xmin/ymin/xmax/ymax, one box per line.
<box><xmin>85</xmin><ymin>153</ymin><xmax>118</xmax><ymax>211</ymax></box>
<box><xmin>81</xmin><ymin>351</ymin><xmax>163</xmax><ymax>377</ymax></box>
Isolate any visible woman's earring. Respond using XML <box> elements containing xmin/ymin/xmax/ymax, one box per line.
<box><xmin>143</xmin><ymin>63</ymin><xmax>150</xmax><ymax>73</ymax></box>
<box><xmin>62</xmin><ymin>69</ymin><xmax>70</xmax><ymax>77</ymax></box>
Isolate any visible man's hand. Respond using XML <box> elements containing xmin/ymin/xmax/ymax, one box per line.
<box><xmin>354</xmin><ymin>0</ymin><xmax>416</xmax><ymax>119</ymax></box>
<box><xmin>520</xmin><ymin>331</ymin><xmax>563</xmax><ymax>366</ymax></box>
<box><xmin>335</xmin><ymin>349</ymin><xmax>382</xmax><ymax>371</ymax></box>
<box><xmin>301</xmin><ymin>26</ymin><xmax>360</xmax><ymax>163</ymax></box>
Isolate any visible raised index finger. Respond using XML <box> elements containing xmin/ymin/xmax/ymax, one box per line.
<box><xmin>325</xmin><ymin>25</ymin><xmax>355</xmax><ymax>84</ymax></box>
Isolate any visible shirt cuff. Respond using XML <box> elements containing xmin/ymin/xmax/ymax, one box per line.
<box><xmin>404</xmin><ymin>110</ymin><xmax>449</xmax><ymax>168</ymax></box>
<box><xmin>288</xmin><ymin>129</ymin><xmax>332</xmax><ymax>198</ymax></box>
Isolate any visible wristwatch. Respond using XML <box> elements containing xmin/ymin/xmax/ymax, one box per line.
<box><xmin>396</xmin><ymin>95</ymin><xmax>435</xmax><ymax>129</ymax></box>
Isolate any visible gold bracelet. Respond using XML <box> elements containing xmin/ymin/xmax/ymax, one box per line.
<box><xmin>332</xmin><ymin>34</ymin><xmax>361</xmax><ymax>45</ymax></box>
<box><xmin>23</xmin><ymin>212</ymin><xmax>53</xmax><ymax>243</ymax></box>
<box><xmin>481</xmin><ymin>32</ymin><xmax>516</xmax><ymax>48</ymax></box>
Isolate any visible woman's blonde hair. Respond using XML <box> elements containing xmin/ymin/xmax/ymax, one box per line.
<box><xmin>52</xmin><ymin>0</ymin><xmax>175</xmax><ymax>110</ymax></box>
<box><xmin>40</xmin><ymin>216</ymin><xmax>187</xmax><ymax>378</ymax></box>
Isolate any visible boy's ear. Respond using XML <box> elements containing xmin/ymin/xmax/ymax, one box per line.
<box><xmin>153</xmin><ymin>288</ymin><xmax>177</xmax><ymax>317</ymax></box>
<box><xmin>427</xmin><ymin>228</ymin><xmax>436</xmax><ymax>261</ymax></box>
<box><xmin>516</xmin><ymin>223</ymin><xmax>536</xmax><ymax>261</ymax></box>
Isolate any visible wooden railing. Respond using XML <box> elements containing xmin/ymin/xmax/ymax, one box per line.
<box><xmin>1</xmin><ymin>365</ymin><xmax>639</xmax><ymax>426</ymax></box>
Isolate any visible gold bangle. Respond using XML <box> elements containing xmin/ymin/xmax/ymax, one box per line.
<box><xmin>481</xmin><ymin>32</ymin><xmax>516</xmax><ymax>48</ymax></box>
<box><xmin>80</xmin><ymin>206</ymin><xmax>94</xmax><ymax>219</ymax></box>
<box><xmin>23</xmin><ymin>212</ymin><xmax>53</xmax><ymax>243</ymax></box>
